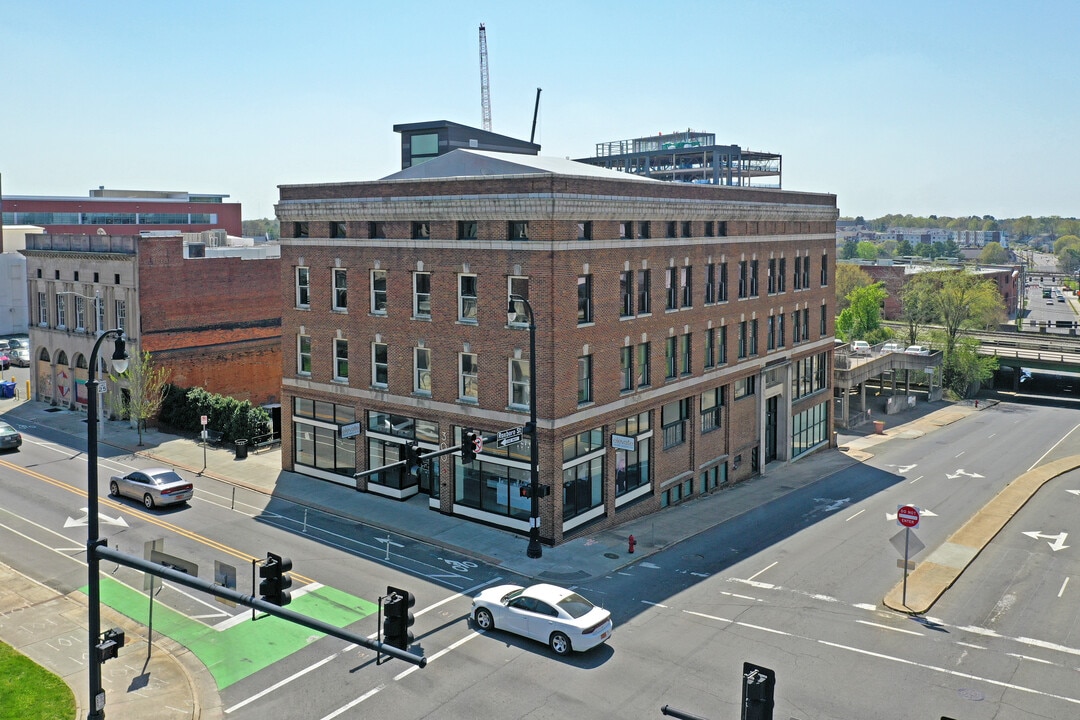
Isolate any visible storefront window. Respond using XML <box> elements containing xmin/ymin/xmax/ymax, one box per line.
<box><xmin>563</xmin><ymin>457</ymin><xmax>603</xmax><ymax>520</ymax></box>
<box><xmin>455</xmin><ymin>459</ymin><xmax>531</xmax><ymax>520</ymax></box>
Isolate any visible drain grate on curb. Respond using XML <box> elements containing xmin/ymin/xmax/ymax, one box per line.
<box><xmin>45</xmin><ymin>407</ymin><xmax>62</xmax><ymax>412</ymax></box>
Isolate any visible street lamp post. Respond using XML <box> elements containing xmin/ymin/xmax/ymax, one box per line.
<box><xmin>508</xmin><ymin>294</ymin><xmax>542</xmax><ymax>559</ymax></box>
<box><xmin>86</xmin><ymin>330</ymin><xmax>128</xmax><ymax>720</ymax></box>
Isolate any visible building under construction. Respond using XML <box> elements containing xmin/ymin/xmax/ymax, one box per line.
<box><xmin>576</xmin><ymin>130</ymin><xmax>782</xmax><ymax>187</ymax></box>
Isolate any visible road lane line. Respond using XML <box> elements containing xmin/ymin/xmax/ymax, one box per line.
<box><xmin>319</xmin><ymin>683</ymin><xmax>385</xmax><ymax>720</ymax></box>
<box><xmin>746</xmin><ymin>561</ymin><xmax>777</xmax><ymax>581</ymax></box>
<box><xmin>731</xmin><ymin>579</ymin><xmax>775</xmax><ymax>589</ymax></box>
<box><xmin>223</xmin><ymin>653</ymin><xmax>339</xmax><ymax>714</ymax></box>
<box><xmin>1028</xmin><ymin>422</ymin><xmax>1080</xmax><ymax>472</ymax></box>
<box><xmin>642</xmin><ymin>601</ymin><xmax>668</xmax><ymax>608</ymax></box>
<box><xmin>956</xmin><ymin>642</ymin><xmax>986</xmax><ymax>649</ymax></box>
<box><xmin>908</xmin><ymin>475</ymin><xmax>924</xmax><ymax>484</ymax></box>
<box><xmin>845</xmin><ymin>509</ymin><xmax>865</xmax><ymax>521</ymax></box>
<box><xmin>1058</xmin><ymin>577</ymin><xmax>1070</xmax><ymax>598</ymax></box>
<box><xmin>857</xmin><ymin>620</ymin><xmax>923</xmax><ymax>636</ymax></box>
<box><xmin>394</xmin><ymin>631</ymin><xmax>480</xmax><ymax>681</ymax></box>
<box><xmin>1007</xmin><ymin>653</ymin><xmax>1055</xmax><ymax>665</ymax></box>
<box><xmin>1016</xmin><ymin>637</ymin><xmax>1080</xmax><ymax>657</ymax></box>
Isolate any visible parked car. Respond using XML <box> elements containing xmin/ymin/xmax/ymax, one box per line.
<box><xmin>880</xmin><ymin>342</ymin><xmax>903</xmax><ymax>354</ymax></box>
<box><xmin>10</xmin><ymin>348</ymin><xmax>29</xmax><ymax>367</ymax></box>
<box><xmin>850</xmin><ymin>340</ymin><xmax>871</xmax><ymax>356</ymax></box>
<box><xmin>0</xmin><ymin>421</ymin><xmax>22</xmax><ymax>451</ymax></box>
<box><xmin>905</xmin><ymin>345</ymin><xmax>931</xmax><ymax>356</ymax></box>
<box><xmin>109</xmin><ymin>467</ymin><xmax>193</xmax><ymax>509</ymax></box>
<box><xmin>472</xmin><ymin>583</ymin><xmax>613</xmax><ymax>656</ymax></box>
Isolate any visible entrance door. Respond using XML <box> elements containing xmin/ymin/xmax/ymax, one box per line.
<box><xmin>765</xmin><ymin>396</ymin><xmax>778</xmax><ymax>463</ymax></box>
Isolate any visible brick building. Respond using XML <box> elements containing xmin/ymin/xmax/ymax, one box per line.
<box><xmin>276</xmin><ymin>150</ymin><xmax>837</xmax><ymax>545</ymax></box>
<box><xmin>852</xmin><ymin>260</ymin><xmax>1021</xmax><ymax>320</ymax></box>
<box><xmin>22</xmin><ymin>232</ymin><xmax>281</xmax><ymax>416</ymax></box>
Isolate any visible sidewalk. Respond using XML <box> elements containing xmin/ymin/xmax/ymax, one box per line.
<box><xmin>0</xmin><ymin>392</ymin><xmax>1068</xmax><ymax>719</ymax></box>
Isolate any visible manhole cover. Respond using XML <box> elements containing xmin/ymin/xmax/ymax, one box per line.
<box><xmin>957</xmin><ymin>688</ymin><xmax>985</xmax><ymax>701</ymax></box>
<box><xmin>603</xmin><ymin>552</ymin><xmax>620</xmax><ymax>559</ymax></box>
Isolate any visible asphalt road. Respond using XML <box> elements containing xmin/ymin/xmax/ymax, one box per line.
<box><xmin>3</xmin><ymin>397</ymin><xmax>1080</xmax><ymax>718</ymax></box>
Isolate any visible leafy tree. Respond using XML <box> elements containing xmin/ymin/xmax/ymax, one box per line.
<box><xmin>898</xmin><ymin>272</ymin><xmax>941</xmax><ymax>346</ymax></box>
<box><xmin>856</xmin><ymin>241</ymin><xmax>879</xmax><ymax>260</ymax></box>
<box><xmin>940</xmin><ymin>239</ymin><xmax>960</xmax><ymax>257</ymax></box>
<box><xmin>913</xmin><ymin>241</ymin><xmax>933</xmax><ymax>257</ymax></box>
<box><xmin>841</xmin><ymin>237</ymin><xmax>859</xmax><ymax>259</ymax></box>
<box><xmin>979</xmin><ymin>242</ymin><xmax>1009</xmax><ymax>264</ymax></box>
<box><xmin>1052</xmin><ymin>234</ymin><xmax>1080</xmax><ymax>255</ymax></box>
<box><xmin>108</xmin><ymin>351</ymin><xmax>171</xmax><ymax>446</ymax></box>
<box><xmin>879</xmin><ymin>239</ymin><xmax>899</xmax><ymax>257</ymax></box>
<box><xmin>1058</xmin><ymin>247</ymin><xmax>1080</xmax><ymax>276</ymax></box>
<box><xmin>241</xmin><ymin>218</ymin><xmax>280</xmax><ymax>239</ymax></box>
<box><xmin>835</xmin><ymin>264</ymin><xmax>874</xmax><ymax>313</ymax></box>
<box><xmin>934</xmin><ymin>335</ymin><xmax>998</xmax><ymax>398</ymax></box>
<box><xmin>836</xmin><ymin>283</ymin><xmax>887</xmax><ymax>342</ymax></box>
<box><xmin>934</xmin><ymin>271</ymin><xmax>1005</xmax><ymax>382</ymax></box>
<box><xmin>896</xmin><ymin>238</ymin><xmax>914</xmax><ymax>256</ymax></box>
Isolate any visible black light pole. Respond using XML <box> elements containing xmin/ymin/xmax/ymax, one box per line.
<box><xmin>508</xmin><ymin>294</ymin><xmax>542</xmax><ymax>558</ymax></box>
<box><xmin>87</xmin><ymin>330</ymin><xmax>128</xmax><ymax>720</ymax></box>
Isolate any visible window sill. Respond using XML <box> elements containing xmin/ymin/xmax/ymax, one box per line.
<box><xmin>457</xmin><ymin>318</ymin><xmax>479</xmax><ymax>326</ymax></box>
<box><xmin>577</xmin><ymin>321</ymin><xmax>595</xmax><ymax>328</ymax></box>
<box><xmin>457</xmin><ymin>397</ymin><xmax>479</xmax><ymax>405</ymax></box>
<box><xmin>370</xmin><ymin>311</ymin><xmax>388</xmax><ymax>317</ymax></box>
<box><xmin>332</xmin><ymin>308</ymin><xmax>348</xmax><ymax>314</ymax></box>
<box><xmin>412</xmin><ymin>316</ymin><xmax>432</xmax><ymax>322</ymax></box>
<box><xmin>413</xmin><ymin>390</ymin><xmax>432</xmax><ymax>398</ymax></box>
<box><xmin>332</xmin><ymin>377</ymin><xmax>349</xmax><ymax>384</ymax></box>
<box><xmin>296</xmin><ymin>306</ymin><xmax>310</xmax><ymax>311</ymax></box>
<box><xmin>370</xmin><ymin>383</ymin><xmax>388</xmax><ymax>391</ymax></box>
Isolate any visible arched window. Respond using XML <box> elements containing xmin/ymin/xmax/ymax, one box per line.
<box><xmin>56</xmin><ymin>351</ymin><xmax>69</xmax><ymax>366</ymax></box>
<box><xmin>75</xmin><ymin>354</ymin><xmax>88</xmax><ymax>369</ymax></box>
<box><xmin>38</xmin><ymin>348</ymin><xmax>50</xmax><ymax>362</ymax></box>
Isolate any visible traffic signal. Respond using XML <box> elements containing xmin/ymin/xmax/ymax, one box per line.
<box><xmin>519</xmin><ymin>484</ymin><xmax>551</xmax><ymax>498</ymax></box>
<box><xmin>461</xmin><ymin>431</ymin><xmax>482</xmax><ymax>464</ymax></box>
<box><xmin>259</xmin><ymin>552</ymin><xmax>294</xmax><ymax>606</ymax></box>
<box><xmin>519</xmin><ymin>484</ymin><xmax>532</xmax><ymax>498</ymax></box>
<box><xmin>403</xmin><ymin>441</ymin><xmax>422</xmax><ymax>477</ymax></box>
<box><xmin>97</xmin><ymin>628</ymin><xmax>126</xmax><ymax>662</ymax></box>
<box><xmin>383</xmin><ymin>586</ymin><xmax>415</xmax><ymax>650</ymax></box>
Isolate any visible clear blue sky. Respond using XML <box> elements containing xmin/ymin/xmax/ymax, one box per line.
<box><xmin>3</xmin><ymin>1</ymin><xmax>1077</xmax><ymax>221</ymax></box>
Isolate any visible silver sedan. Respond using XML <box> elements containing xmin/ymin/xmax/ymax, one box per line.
<box><xmin>109</xmin><ymin>467</ymin><xmax>193</xmax><ymax>509</ymax></box>
<box><xmin>472</xmin><ymin>583</ymin><xmax>613</xmax><ymax>655</ymax></box>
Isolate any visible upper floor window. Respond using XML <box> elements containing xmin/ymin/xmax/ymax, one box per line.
<box><xmin>820</xmin><ymin>303</ymin><xmax>828</xmax><ymax>336</ymax></box>
<box><xmin>56</xmin><ymin>295</ymin><xmax>67</xmax><ymax>328</ymax></box>
<box><xmin>510</xmin><ymin>358</ymin><xmax>530</xmax><ymax>408</ymax></box>
<box><xmin>459</xmin><ymin>275</ymin><xmax>478</xmax><ymax>322</ymax></box>
<box><xmin>371</xmin><ymin>270</ymin><xmax>387</xmax><ymax>313</ymax></box>
<box><xmin>295</xmin><ymin>222</ymin><xmax>309</xmax><ymax>239</ymax></box>
<box><xmin>115</xmin><ymin>300</ymin><xmax>126</xmax><ymax>332</ymax></box>
<box><xmin>508</xmin><ymin>276</ymin><xmax>529</xmax><ymax>325</ymax></box>
<box><xmin>298</xmin><ymin>335</ymin><xmax>312</xmax><ymax>375</ymax></box>
<box><xmin>458</xmin><ymin>221</ymin><xmax>478</xmax><ymax>240</ymax></box>
<box><xmin>681</xmin><ymin>266</ymin><xmax>693</xmax><ymax>308</ymax></box>
<box><xmin>412</xmin><ymin>222</ymin><xmax>430</xmax><ymax>240</ymax></box>
<box><xmin>413</xmin><ymin>272</ymin><xmax>431</xmax><ymax>318</ymax></box>
<box><xmin>737</xmin><ymin>261</ymin><xmax>748</xmax><ymax>299</ymax></box>
<box><xmin>737</xmin><ymin>321</ymin><xmax>748</xmax><ymax>359</ymax></box>
<box><xmin>95</xmin><ymin>299</ymin><xmax>105</xmax><ymax>333</ymax></box>
<box><xmin>794</xmin><ymin>256</ymin><xmax>803</xmax><ymax>290</ymax></box>
<box><xmin>620</xmin><ymin>271</ymin><xmax>633</xmax><ymax>318</ymax></box>
<box><xmin>750</xmin><ymin>260</ymin><xmax>759</xmax><ymax>297</ymax></box>
<box><xmin>577</xmin><ymin>275</ymin><xmax>593</xmax><ymax>324</ymax></box>
<box><xmin>778</xmin><ymin>258</ymin><xmax>787</xmax><ymax>293</ymax></box>
<box><xmin>666</xmin><ymin>268</ymin><xmax>678</xmax><ymax>311</ymax></box>
<box><xmin>734</xmin><ymin>375</ymin><xmax>756</xmax><ymax>399</ymax></box>
<box><xmin>681</xmin><ymin>221</ymin><xmax>692</xmax><ymax>238</ymax></box>
<box><xmin>821</xmin><ymin>253</ymin><xmax>829</xmax><ymax>286</ymax></box>
<box><xmin>637</xmin><ymin>342</ymin><xmax>651</xmax><ymax>388</ymax></box>
<box><xmin>705</xmin><ymin>264</ymin><xmax>715</xmax><ymax>304</ymax></box>
<box><xmin>296</xmin><ymin>267</ymin><xmax>310</xmax><ymax>308</ymax></box>
<box><xmin>372</xmin><ymin>343</ymin><xmax>388</xmax><ymax>386</ymax></box>
<box><xmin>460</xmin><ymin>352</ymin><xmax>478</xmax><ymax>401</ymax></box>
<box><xmin>638</xmin><ymin>221</ymin><xmax>651</xmax><ymax>239</ymax></box>
<box><xmin>718</xmin><ymin>325</ymin><xmax>728</xmax><ymax>364</ymax></box>
<box><xmin>509</xmin><ymin>221</ymin><xmax>529</xmax><ymax>240</ymax></box>
<box><xmin>665</xmin><ymin>337</ymin><xmax>678</xmax><ymax>379</ymax></box>
<box><xmin>749</xmin><ymin>319</ymin><xmax>759</xmax><ymax>356</ymax></box>
<box><xmin>700</xmin><ymin>387</ymin><xmax>724</xmax><ymax>433</ymax></box>
<box><xmin>661</xmin><ymin>398</ymin><xmax>690</xmax><ymax>449</ymax></box>
<box><xmin>330</xmin><ymin>221</ymin><xmax>347</xmax><ymax>239</ymax></box>
<box><xmin>578</xmin><ymin>355</ymin><xmax>593</xmax><ymax>404</ymax></box>
<box><xmin>803</xmin><ymin>256</ymin><xmax>811</xmax><ymax>289</ymax></box>
<box><xmin>704</xmin><ymin>221</ymin><xmax>715</xmax><ymax>238</ymax></box>
<box><xmin>768</xmin><ymin>258</ymin><xmax>777</xmax><ymax>294</ymax></box>
<box><xmin>369</xmin><ymin>221</ymin><xmax>387</xmax><ymax>239</ymax></box>
<box><xmin>333</xmin><ymin>269</ymin><xmax>347</xmax><ymax>311</ymax></box>
<box><xmin>637</xmin><ymin>269</ymin><xmax>651</xmax><ymax>314</ymax></box>
<box><xmin>334</xmin><ymin>339</ymin><xmax>349</xmax><ymax>381</ymax></box>
<box><xmin>620</xmin><ymin>346</ymin><xmax>633</xmax><ymax>391</ymax></box>
<box><xmin>415</xmin><ymin>348</ymin><xmax>432</xmax><ymax>393</ymax></box>
<box><xmin>704</xmin><ymin>328</ymin><xmax>716</xmax><ymax>369</ymax></box>
<box><xmin>577</xmin><ymin>222</ymin><xmax>592</xmax><ymax>240</ymax></box>
<box><xmin>37</xmin><ymin>292</ymin><xmax>47</xmax><ymax>326</ymax></box>
<box><xmin>75</xmin><ymin>296</ymin><xmax>87</xmax><ymax>331</ymax></box>
<box><xmin>718</xmin><ymin>262</ymin><xmax>728</xmax><ymax>302</ymax></box>
<box><xmin>680</xmin><ymin>333</ymin><xmax>692</xmax><ymax>375</ymax></box>
<box><xmin>620</xmin><ymin>221</ymin><xmax>632</xmax><ymax>239</ymax></box>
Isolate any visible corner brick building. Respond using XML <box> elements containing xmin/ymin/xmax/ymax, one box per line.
<box><xmin>276</xmin><ymin>150</ymin><xmax>837</xmax><ymax>545</ymax></box>
<box><xmin>22</xmin><ymin>232</ymin><xmax>282</xmax><ymax>414</ymax></box>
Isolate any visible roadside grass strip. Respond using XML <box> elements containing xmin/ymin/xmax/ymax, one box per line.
<box><xmin>87</xmin><ymin>578</ymin><xmax>377</xmax><ymax>689</ymax></box>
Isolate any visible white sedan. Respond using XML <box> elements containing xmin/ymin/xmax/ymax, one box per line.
<box><xmin>471</xmin><ymin>583</ymin><xmax>613</xmax><ymax>655</ymax></box>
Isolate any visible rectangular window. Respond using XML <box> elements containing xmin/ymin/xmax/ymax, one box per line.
<box><xmin>620</xmin><ymin>221</ymin><xmax>632</xmax><ymax>239</ymax></box>
<box><xmin>460</xmin><ymin>352</ymin><xmax>478</xmax><ymax>400</ymax></box>
<box><xmin>768</xmin><ymin>258</ymin><xmax>777</xmax><ymax>294</ymax></box>
<box><xmin>767</xmin><ymin>316</ymin><xmax>776</xmax><ymax>351</ymax></box>
<box><xmin>330</xmin><ymin>221</ymin><xmax>347</xmax><ymax>239</ymax></box>
<box><xmin>459</xmin><ymin>275</ymin><xmax>478</xmax><ymax>322</ymax></box>
<box><xmin>298</xmin><ymin>335</ymin><xmax>311</xmax><ymax>375</ymax></box>
<box><xmin>704</xmin><ymin>328</ymin><xmax>716</xmax><ymax>369</ymax></box>
<box><xmin>738</xmin><ymin>261</ymin><xmax>747</xmax><ymax>299</ymax></box>
<box><xmin>821</xmin><ymin>303</ymin><xmax>828</xmax><ymax>336</ymax></box>
<box><xmin>510</xmin><ymin>358</ymin><xmax>530</xmax><ymax>408</ymax></box>
<box><xmin>803</xmin><ymin>256</ymin><xmax>811</xmax><ymax>289</ymax></box>
<box><xmin>509</xmin><ymin>221</ymin><xmax>529</xmax><ymax>240</ymax></box>
<box><xmin>508</xmin><ymin>276</ymin><xmax>529</xmax><ymax>324</ymax></box>
<box><xmin>415</xmin><ymin>347</ymin><xmax>431</xmax><ymax>393</ymax></box>
<box><xmin>563</xmin><ymin>456</ymin><xmax>604</xmax><ymax>521</ymax></box>
<box><xmin>700</xmin><ymin>387</ymin><xmax>724</xmax><ymax>433</ymax></box>
<box><xmin>577</xmin><ymin>275</ymin><xmax>593</xmax><ymax>324</ymax></box>
<box><xmin>794</xmin><ymin>256</ymin><xmax>802</xmax><ymax>290</ymax></box>
<box><xmin>75</xmin><ymin>296</ymin><xmax>87</xmax><ymax>331</ymax></box>
<box><xmin>37</xmin><ymin>291</ymin><xmax>47</xmax><ymax>326</ymax></box>
<box><xmin>681</xmin><ymin>221</ymin><xmax>692</xmax><ymax>238</ymax></box>
<box><xmin>334</xmin><ymin>338</ymin><xmax>349</xmax><ymax>381</ymax></box>
<box><xmin>734</xmin><ymin>375</ymin><xmax>756</xmax><ymax>399</ymax></box>
<box><xmin>750</xmin><ymin>260</ymin><xmax>759</xmax><ymax>297</ymax></box>
<box><xmin>577</xmin><ymin>355</ymin><xmax>592</xmax><ymax>404</ymax></box>
<box><xmin>705</xmin><ymin>263</ymin><xmax>716</xmax><ymax>304</ymax></box>
<box><xmin>333</xmin><ymin>268</ymin><xmax>347</xmax><ymax>311</ymax></box>
<box><xmin>637</xmin><ymin>342</ymin><xmax>651</xmax><ymax>387</ymax></box>
<box><xmin>56</xmin><ymin>295</ymin><xmax>67</xmax><ymax>328</ymax></box>
<box><xmin>793</xmin><ymin>311</ymin><xmax>802</xmax><ymax>343</ymax></box>
<box><xmin>665</xmin><ymin>337</ymin><xmax>678</xmax><ymax>379</ymax></box>
<box><xmin>296</xmin><ymin>267</ymin><xmax>310</xmax><ymax>308</ymax></box>
<box><xmin>577</xmin><ymin>221</ymin><xmax>592</xmax><ymax>240</ymax></box>
<box><xmin>661</xmin><ymin>398</ymin><xmax>690</xmax><ymax>449</ymax></box>
<box><xmin>718</xmin><ymin>262</ymin><xmax>728</xmax><ymax>301</ymax></box>
<box><xmin>620</xmin><ymin>271</ymin><xmax>633</xmax><ymax>317</ymax></box>
<box><xmin>738</xmin><ymin>321</ymin><xmax>747</xmax><ymax>359</ymax></box>
<box><xmin>372</xmin><ymin>343</ymin><xmax>388</xmax><ymax>386</ymax></box>
<box><xmin>95</xmin><ymin>298</ymin><xmax>105</xmax><ymax>333</ymax></box>
<box><xmin>369</xmin><ymin>221</ymin><xmax>386</xmax><ymax>239</ymax></box>
<box><xmin>681</xmin><ymin>266</ymin><xmax>692</xmax><ymax>308</ymax></box>
<box><xmin>620</xmin><ymin>347</ymin><xmax>633</xmax><ymax>391</ymax></box>
<box><xmin>666</xmin><ymin>267</ymin><xmax>678</xmax><ymax>310</ymax></box>
<box><xmin>717</xmin><ymin>221</ymin><xmax>728</xmax><ymax>237</ymax></box>
<box><xmin>637</xmin><ymin>269</ymin><xmax>651</xmax><ymax>314</ymax></box>
<box><xmin>778</xmin><ymin>258</ymin><xmax>787</xmax><ymax>292</ymax></box>
<box><xmin>778</xmin><ymin>314</ymin><xmax>786</xmax><ymax>347</ymax></box>
<box><xmin>704</xmin><ymin>221</ymin><xmax>715</xmax><ymax>237</ymax></box>
<box><xmin>638</xmin><ymin>221</ymin><xmax>651</xmax><ymax>239</ymax></box>
<box><xmin>803</xmin><ymin>308</ymin><xmax>811</xmax><ymax>341</ymax></box>
<box><xmin>718</xmin><ymin>325</ymin><xmax>728</xmax><ymax>364</ymax></box>
<box><xmin>412</xmin><ymin>221</ymin><xmax>430</xmax><ymax>239</ymax></box>
<box><xmin>458</xmin><ymin>221</ymin><xmax>478</xmax><ymax>240</ymax></box>
<box><xmin>680</xmin><ymin>333</ymin><xmax>692</xmax><ymax>375</ymax></box>
<box><xmin>295</xmin><ymin>222</ymin><xmax>309</xmax><ymax>238</ymax></box>
<box><xmin>821</xmin><ymin>253</ymin><xmax>829</xmax><ymax>286</ymax></box>
<box><xmin>413</xmin><ymin>272</ymin><xmax>431</xmax><ymax>318</ymax></box>
<box><xmin>115</xmin><ymin>300</ymin><xmax>126</xmax><ymax>332</ymax></box>
<box><xmin>371</xmin><ymin>269</ymin><xmax>387</xmax><ymax>313</ymax></box>
<box><xmin>666</xmin><ymin>221</ymin><xmax>677</xmax><ymax>238</ymax></box>
<box><xmin>750</xmin><ymin>319</ymin><xmax>759</xmax><ymax>356</ymax></box>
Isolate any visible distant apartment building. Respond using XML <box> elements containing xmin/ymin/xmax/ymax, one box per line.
<box><xmin>2</xmin><ymin>188</ymin><xmax>242</xmax><ymax>237</ymax></box>
<box><xmin>956</xmin><ymin>229</ymin><xmax>1005</xmax><ymax>247</ymax></box>
<box><xmin>275</xmin><ymin>148</ymin><xmax>837</xmax><ymax>545</ymax></box>
<box><xmin>849</xmin><ymin>259</ymin><xmax>1020</xmax><ymax>319</ymax></box>
<box><xmin>21</xmin><ymin>231</ymin><xmax>281</xmax><ymax>415</ymax></box>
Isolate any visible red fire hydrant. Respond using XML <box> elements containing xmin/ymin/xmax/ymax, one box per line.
<box><xmin>628</xmin><ymin>534</ymin><xmax>636</xmax><ymax>554</ymax></box>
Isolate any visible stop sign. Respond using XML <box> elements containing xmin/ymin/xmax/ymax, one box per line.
<box><xmin>897</xmin><ymin>505</ymin><xmax>920</xmax><ymax>528</ymax></box>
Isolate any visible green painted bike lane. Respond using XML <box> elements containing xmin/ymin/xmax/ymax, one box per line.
<box><xmin>87</xmin><ymin>578</ymin><xmax>378</xmax><ymax>689</ymax></box>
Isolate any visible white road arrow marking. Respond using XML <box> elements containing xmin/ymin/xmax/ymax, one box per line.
<box><xmin>1022</xmin><ymin>531</ymin><xmax>1070</xmax><ymax>552</ymax></box>
<box><xmin>1066</xmin><ymin>489</ymin><xmax>1080</xmax><ymax>497</ymax></box>
<box><xmin>64</xmin><ymin>508</ymin><xmax>128</xmax><ymax>528</ymax></box>
<box><xmin>813</xmin><ymin>498</ymin><xmax>852</xmax><ymax>512</ymax></box>
<box><xmin>889</xmin><ymin>464</ymin><xmax>918</xmax><ymax>474</ymax></box>
<box><xmin>946</xmin><ymin>469</ymin><xmax>985</xmax><ymax>479</ymax></box>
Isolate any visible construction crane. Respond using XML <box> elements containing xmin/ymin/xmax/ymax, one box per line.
<box><xmin>479</xmin><ymin>23</ymin><xmax>492</xmax><ymax>131</ymax></box>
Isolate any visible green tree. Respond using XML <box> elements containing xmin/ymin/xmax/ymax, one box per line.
<box><xmin>841</xmin><ymin>237</ymin><xmax>859</xmax><ymax>259</ymax></box>
<box><xmin>1052</xmin><ymin>234</ymin><xmax>1080</xmax><ymax>255</ymax></box>
<box><xmin>937</xmin><ymin>336</ymin><xmax>999</xmax><ymax>398</ymax></box>
<box><xmin>856</xmin><ymin>241</ymin><xmax>879</xmax><ymax>260</ymax></box>
<box><xmin>934</xmin><ymin>271</ymin><xmax>1005</xmax><ymax>384</ymax></box>
<box><xmin>109</xmin><ymin>351</ymin><xmax>172</xmax><ymax>446</ymax></box>
<box><xmin>1059</xmin><ymin>247</ymin><xmax>1080</xmax><ymax>276</ymax></box>
<box><xmin>835</xmin><ymin>264</ymin><xmax>874</xmax><ymax>313</ymax></box>
<box><xmin>242</xmin><ymin>218</ymin><xmax>280</xmax><ymax>239</ymax></box>
<box><xmin>898</xmin><ymin>272</ymin><xmax>941</xmax><ymax>346</ymax></box>
<box><xmin>979</xmin><ymin>242</ymin><xmax>1009</xmax><ymax>264</ymax></box>
<box><xmin>836</xmin><ymin>283</ymin><xmax>887</xmax><ymax>342</ymax></box>
<box><xmin>913</xmin><ymin>241</ymin><xmax>933</xmax><ymax>257</ymax></box>
<box><xmin>896</xmin><ymin>238</ymin><xmax>914</xmax><ymax>256</ymax></box>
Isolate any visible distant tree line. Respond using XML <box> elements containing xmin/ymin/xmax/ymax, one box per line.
<box><xmin>841</xmin><ymin>214</ymin><xmax>1080</xmax><ymax>241</ymax></box>
<box><xmin>242</xmin><ymin>218</ymin><xmax>280</xmax><ymax>239</ymax></box>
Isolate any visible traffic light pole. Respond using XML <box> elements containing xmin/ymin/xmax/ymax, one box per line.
<box><xmin>509</xmin><ymin>294</ymin><xmax>542</xmax><ymax>559</ymax></box>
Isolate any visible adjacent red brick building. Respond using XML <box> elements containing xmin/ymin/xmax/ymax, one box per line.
<box><xmin>276</xmin><ymin>150</ymin><xmax>838</xmax><ymax>544</ymax></box>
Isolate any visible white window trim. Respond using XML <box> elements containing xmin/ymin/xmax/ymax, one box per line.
<box><xmin>413</xmin><ymin>272</ymin><xmax>431</xmax><ymax>319</ymax></box>
<box><xmin>459</xmin><ymin>352</ymin><xmax>478</xmax><ymax>402</ymax></box>
<box><xmin>371</xmin><ymin>342</ymin><xmax>388</xmax><ymax>387</ymax></box>
<box><xmin>332</xmin><ymin>268</ymin><xmax>347</xmax><ymax>312</ymax></box>
<box><xmin>458</xmin><ymin>274</ymin><xmax>478</xmax><ymax>323</ymax></box>
<box><xmin>370</xmin><ymin>269</ymin><xmax>387</xmax><ymax>315</ymax></box>
<box><xmin>333</xmin><ymin>338</ymin><xmax>348</xmax><ymax>382</ymax></box>
<box><xmin>295</xmin><ymin>266</ymin><xmax>310</xmax><ymax>308</ymax></box>
<box><xmin>297</xmin><ymin>334</ymin><xmax>311</xmax><ymax>376</ymax></box>
<box><xmin>414</xmin><ymin>347</ymin><xmax>432</xmax><ymax>394</ymax></box>
<box><xmin>509</xmin><ymin>358</ymin><xmax>530</xmax><ymax>409</ymax></box>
